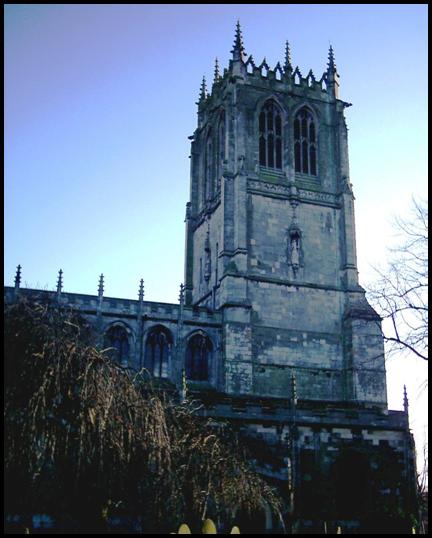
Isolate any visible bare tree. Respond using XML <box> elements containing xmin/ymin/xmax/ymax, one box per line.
<box><xmin>367</xmin><ymin>198</ymin><xmax>428</xmax><ymax>361</ymax></box>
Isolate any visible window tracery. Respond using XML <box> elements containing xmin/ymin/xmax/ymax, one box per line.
<box><xmin>105</xmin><ymin>325</ymin><xmax>129</xmax><ymax>365</ymax></box>
<box><xmin>144</xmin><ymin>326</ymin><xmax>172</xmax><ymax>378</ymax></box>
<box><xmin>294</xmin><ymin>107</ymin><xmax>317</xmax><ymax>176</ymax></box>
<box><xmin>259</xmin><ymin>100</ymin><xmax>283</xmax><ymax>169</ymax></box>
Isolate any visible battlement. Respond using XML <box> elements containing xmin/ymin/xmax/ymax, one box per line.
<box><xmin>4</xmin><ymin>285</ymin><xmax>222</xmax><ymax>325</ymax></box>
<box><xmin>197</xmin><ymin>23</ymin><xmax>350</xmax><ymax>111</ymax></box>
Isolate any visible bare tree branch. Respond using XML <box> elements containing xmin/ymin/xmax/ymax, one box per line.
<box><xmin>366</xmin><ymin>197</ymin><xmax>428</xmax><ymax>362</ymax></box>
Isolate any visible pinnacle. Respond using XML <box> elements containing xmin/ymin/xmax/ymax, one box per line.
<box><xmin>98</xmin><ymin>274</ymin><xmax>104</xmax><ymax>296</ymax></box>
<box><xmin>14</xmin><ymin>264</ymin><xmax>22</xmax><ymax>288</ymax></box>
<box><xmin>327</xmin><ymin>44</ymin><xmax>337</xmax><ymax>72</ymax></box>
<box><xmin>179</xmin><ymin>283</ymin><xmax>185</xmax><ymax>304</ymax></box>
<box><xmin>198</xmin><ymin>76</ymin><xmax>207</xmax><ymax>102</ymax></box>
<box><xmin>138</xmin><ymin>279</ymin><xmax>145</xmax><ymax>301</ymax></box>
<box><xmin>57</xmin><ymin>269</ymin><xmax>63</xmax><ymax>294</ymax></box>
<box><xmin>403</xmin><ymin>384</ymin><xmax>409</xmax><ymax>412</ymax></box>
<box><xmin>284</xmin><ymin>40</ymin><xmax>292</xmax><ymax>71</ymax></box>
<box><xmin>231</xmin><ymin>20</ymin><xmax>246</xmax><ymax>61</ymax></box>
<box><xmin>213</xmin><ymin>57</ymin><xmax>220</xmax><ymax>85</ymax></box>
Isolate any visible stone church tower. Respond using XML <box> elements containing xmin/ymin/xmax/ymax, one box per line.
<box><xmin>185</xmin><ymin>22</ymin><xmax>386</xmax><ymax>409</ymax></box>
<box><xmin>5</xmin><ymin>23</ymin><xmax>418</xmax><ymax>533</ymax></box>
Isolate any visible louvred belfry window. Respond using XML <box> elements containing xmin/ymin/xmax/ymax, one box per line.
<box><xmin>259</xmin><ymin>100</ymin><xmax>282</xmax><ymax>169</ymax></box>
<box><xmin>294</xmin><ymin>107</ymin><xmax>317</xmax><ymax>176</ymax></box>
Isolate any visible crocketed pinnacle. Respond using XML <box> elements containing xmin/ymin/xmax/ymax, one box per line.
<box><xmin>98</xmin><ymin>274</ymin><xmax>104</xmax><ymax>297</ymax></box>
<box><xmin>231</xmin><ymin>20</ymin><xmax>246</xmax><ymax>61</ymax></box>
<box><xmin>179</xmin><ymin>283</ymin><xmax>185</xmax><ymax>305</ymax></box>
<box><xmin>403</xmin><ymin>384</ymin><xmax>409</xmax><ymax>413</ymax></box>
<box><xmin>213</xmin><ymin>57</ymin><xmax>220</xmax><ymax>84</ymax></box>
<box><xmin>138</xmin><ymin>279</ymin><xmax>144</xmax><ymax>302</ymax></box>
<box><xmin>198</xmin><ymin>76</ymin><xmax>207</xmax><ymax>102</ymax></box>
<box><xmin>284</xmin><ymin>40</ymin><xmax>292</xmax><ymax>72</ymax></box>
<box><xmin>14</xmin><ymin>264</ymin><xmax>22</xmax><ymax>289</ymax></box>
<box><xmin>56</xmin><ymin>269</ymin><xmax>63</xmax><ymax>294</ymax></box>
<box><xmin>327</xmin><ymin>44</ymin><xmax>337</xmax><ymax>73</ymax></box>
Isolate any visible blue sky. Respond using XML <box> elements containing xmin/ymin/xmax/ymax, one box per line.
<box><xmin>5</xmin><ymin>4</ymin><xmax>428</xmax><ymax>458</ymax></box>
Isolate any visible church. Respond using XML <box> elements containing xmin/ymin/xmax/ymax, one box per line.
<box><xmin>5</xmin><ymin>23</ymin><xmax>418</xmax><ymax>533</ymax></box>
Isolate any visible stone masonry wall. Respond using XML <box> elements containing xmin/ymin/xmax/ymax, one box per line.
<box><xmin>192</xmin><ymin>203</ymin><xmax>223</xmax><ymax>304</ymax></box>
<box><xmin>248</xmin><ymin>193</ymin><xmax>341</xmax><ymax>287</ymax></box>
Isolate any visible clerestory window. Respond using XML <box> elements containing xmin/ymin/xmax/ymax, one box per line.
<box><xmin>294</xmin><ymin>107</ymin><xmax>317</xmax><ymax>176</ymax></box>
<box><xmin>259</xmin><ymin>100</ymin><xmax>283</xmax><ymax>169</ymax></box>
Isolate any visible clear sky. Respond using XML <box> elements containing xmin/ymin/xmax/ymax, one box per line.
<box><xmin>5</xmin><ymin>4</ymin><xmax>428</xmax><ymax>468</ymax></box>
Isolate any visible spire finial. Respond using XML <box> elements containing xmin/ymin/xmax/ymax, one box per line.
<box><xmin>138</xmin><ymin>279</ymin><xmax>144</xmax><ymax>302</ymax></box>
<box><xmin>98</xmin><ymin>274</ymin><xmax>104</xmax><ymax>298</ymax></box>
<box><xmin>14</xmin><ymin>264</ymin><xmax>22</xmax><ymax>289</ymax></box>
<box><xmin>231</xmin><ymin>20</ymin><xmax>246</xmax><ymax>61</ymax></box>
<box><xmin>403</xmin><ymin>384</ymin><xmax>409</xmax><ymax>414</ymax></box>
<box><xmin>56</xmin><ymin>269</ymin><xmax>63</xmax><ymax>296</ymax></box>
<box><xmin>284</xmin><ymin>40</ymin><xmax>292</xmax><ymax>72</ymax></box>
<box><xmin>327</xmin><ymin>44</ymin><xmax>337</xmax><ymax>73</ymax></box>
<box><xmin>213</xmin><ymin>57</ymin><xmax>220</xmax><ymax>85</ymax></box>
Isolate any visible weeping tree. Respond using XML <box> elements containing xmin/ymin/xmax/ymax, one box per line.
<box><xmin>4</xmin><ymin>298</ymin><xmax>282</xmax><ymax>533</ymax></box>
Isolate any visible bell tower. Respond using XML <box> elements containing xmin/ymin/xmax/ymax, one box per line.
<box><xmin>184</xmin><ymin>23</ymin><xmax>387</xmax><ymax>407</ymax></box>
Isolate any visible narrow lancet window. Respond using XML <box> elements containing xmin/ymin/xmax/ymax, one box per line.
<box><xmin>259</xmin><ymin>100</ymin><xmax>283</xmax><ymax>170</ymax></box>
<box><xmin>294</xmin><ymin>107</ymin><xmax>317</xmax><ymax>176</ymax></box>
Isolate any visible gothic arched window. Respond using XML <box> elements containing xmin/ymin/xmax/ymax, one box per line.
<box><xmin>105</xmin><ymin>325</ymin><xmax>129</xmax><ymax>365</ymax></box>
<box><xmin>144</xmin><ymin>326</ymin><xmax>172</xmax><ymax>378</ymax></box>
<box><xmin>294</xmin><ymin>107</ymin><xmax>317</xmax><ymax>176</ymax></box>
<box><xmin>204</xmin><ymin>130</ymin><xmax>213</xmax><ymax>201</ymax></box>
<box><xmin>216</xmin><ymin>111</ymin><xmax>225</xmax><ymax>191</ymax></box>
<box><xmin>185</xmin><ymin>332</ymin><xmax>213</xmax><ymax>381</ymax></box>
<box><xmin>259</xmin><ymin>100</ymin><xmax>282</xmax><ymax>169</ymax></box>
